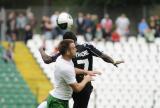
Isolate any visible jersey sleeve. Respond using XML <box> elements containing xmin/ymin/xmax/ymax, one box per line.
<box><xmin>84</xmin><ymin>43</ymin><xmax>103</xmax><ymax>57</ymax></box>
<box><xmin>51</xmin><ymin>53</ymin><xmax>61</xmax><ymax>62</ymax></box>
<box><xmin>61</xmin><ymin>68</ymin><xmax>77</xmax><ymax>84</ymax></box>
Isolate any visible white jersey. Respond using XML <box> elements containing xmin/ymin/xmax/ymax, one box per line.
<box><xmin>50</xmin><ymin>56</ymin><xmax>77</xmax><ymax>100</ymax></box>
<box><xmin>37</xmin><ymin>101</ymin><xmax>47</xmax><ymax>108</ymax></box>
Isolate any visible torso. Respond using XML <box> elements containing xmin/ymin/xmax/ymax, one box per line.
<box><xmin>50</xmin><ymin>56</ymin><xmax>76</xmax><ymax>100</ymax></box>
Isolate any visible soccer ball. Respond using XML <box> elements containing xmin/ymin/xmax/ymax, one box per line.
<box><xmin>57</xmin><ymin>12</ymin><xmax>73</xmax><ymax>30</ymax></box>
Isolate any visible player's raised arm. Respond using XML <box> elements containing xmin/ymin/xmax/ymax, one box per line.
<box><xmin>100</xmin><ymin>53</ymin><xmax>124</xmax><ymax>67</ymax></box>
<box><xmin>85</xmin><ymin>43</ymin><xmax>124</xmax><ymax>67</ymax></box>
<box><xmin>39</xmin><ymin>46</ymin><xmax>60</xmax><ymax>64</ymax></box>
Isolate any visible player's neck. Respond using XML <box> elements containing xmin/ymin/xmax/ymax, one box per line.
<box><xmin>62</xmin><ymin>55</ymin><xmax>72</xmax><ymax>61</ymax></box>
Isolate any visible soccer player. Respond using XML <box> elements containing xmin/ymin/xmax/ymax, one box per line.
<box><xmin>39</xmin><ymin>31</ymin><xmax>124</xmax><ymax>108</ymax></box>
<box><xmin>46</xmin><ymin>39</ymin><xmax>92</xmax><ymax>108</ymax></box>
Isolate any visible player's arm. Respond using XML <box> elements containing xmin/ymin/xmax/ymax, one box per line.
<box><xmin>75</xmin><ymin>68</ymin><xmax>101</xmax><ymax>76</ymax></box>
<box><xmin>100</xmin><ymin>53</ymin><xmax>115</xmax><ymax>64</ymax></box>
<box><xmin>69</xmin><ymin>75</ymin><xmax>92</xmax><ymax>92</ymax></box>
<box><xmin>85</xmin><ymin>43</ymin><xmax>124</xmax><ymax>67</ymax></box>
<box><xmin>100</xmin><ymin>53</ymin><xmax>124</xmax><ymax>67</ymax></box>
<box><xmin>39</xmin><ymin>47</ymin><xmax>60</xmax><ymax>64</ymax></box>
<box><xmin>63</xmin><ymin>68</ymin><xmax>92</xmax><ymax>93</ymax></box>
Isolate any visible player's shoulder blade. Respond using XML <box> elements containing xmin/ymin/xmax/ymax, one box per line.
<box><xmin>82</xmin><ymin>42</ymin><xmax>95</xmax><ymax>50</ymax></box>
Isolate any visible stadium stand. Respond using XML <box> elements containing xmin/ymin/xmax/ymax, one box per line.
<box><xmin>0</xmin><ymin>45</ymin><xmax>37</xmax><ymax>108</ymax></box>
<box><xmin>27</xmin><ymin>35</ymin><xmax>160</xmax><ymax>108</ymax></box>
<box><xmin>1</xmin><ymin>41</ymin><xmax>52</xmax><ymax>103</ymax></box>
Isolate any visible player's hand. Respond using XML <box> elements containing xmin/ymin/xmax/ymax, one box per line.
<box><xmin>84</xmin><ymin>75</ymin><xmax>92</xmax><ymax>82</ymax></box>
<box><xmin>113</xmin><ymin>60</ymin><xmax>124</xmax><ymax>67</ymax></box>
<box><xmin>86</xmin><ymin>71</ymin><xmax>102</xmax><ymax>76</ymax></box>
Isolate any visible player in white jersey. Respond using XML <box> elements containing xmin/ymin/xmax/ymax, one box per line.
<box><xmin>46</xmin><ymin>39</ymin><xmax>93</xmax><ymax>108</ymax></box>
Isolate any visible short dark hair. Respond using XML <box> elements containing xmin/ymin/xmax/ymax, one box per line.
<box><xmin>63</xmin><ymin>31</ymin><xmax>77</xmax><ymax>42</ymax></box>
<box><xmin>58</xmin><ymin>39</ymin><xmax>74</xmax><ymax>55</ymax></box>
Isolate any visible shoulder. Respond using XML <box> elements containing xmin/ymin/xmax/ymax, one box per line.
<box><xmin>57</xmin><ymin>58</ymin><xmax>73</xmax><ymax>68</ymax></box>
<box><xmin>56</xmin><ymin>56</ymin><xmax>62</xmax><ymax>62</ymax></box>
<box><xmin>56</xmin><ymin>56</ymin><xmax>65</xmax><ymax>67</ymax></box>
<box><xmin>81</xmin><ymin>42</ymin><xmax>96</xmax><ymax>50</ymax></box>
<box><xmin>61</xmin><ymin>62</ymin><xmax>75</xmax><ymax>76</ymax></box>
<box><xmin>82</xmin><ymin>42</ymin><xmax>94</xmax><ymax>47</ymax></box>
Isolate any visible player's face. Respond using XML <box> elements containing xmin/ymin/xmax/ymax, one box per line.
<box><xmin>69</xmin><ymin>42</ymin><xmax>77</xmax><ymax>58</ymax></box>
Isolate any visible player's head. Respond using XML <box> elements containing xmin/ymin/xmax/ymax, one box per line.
<box><xmin>63</xmin><ymin>31</ymin><xmax>77</xmax><ymax>43</ymax></box>
<box><xmin>58</xmin><ymin>39</ymin><xmax>77</xmax><ymax>58</ymax></box>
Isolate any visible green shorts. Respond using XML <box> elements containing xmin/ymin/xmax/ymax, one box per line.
<box><xmin>47</xmin><ymin>95</ymin><xmax>69</xmax><ymax>108</ymax></box>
